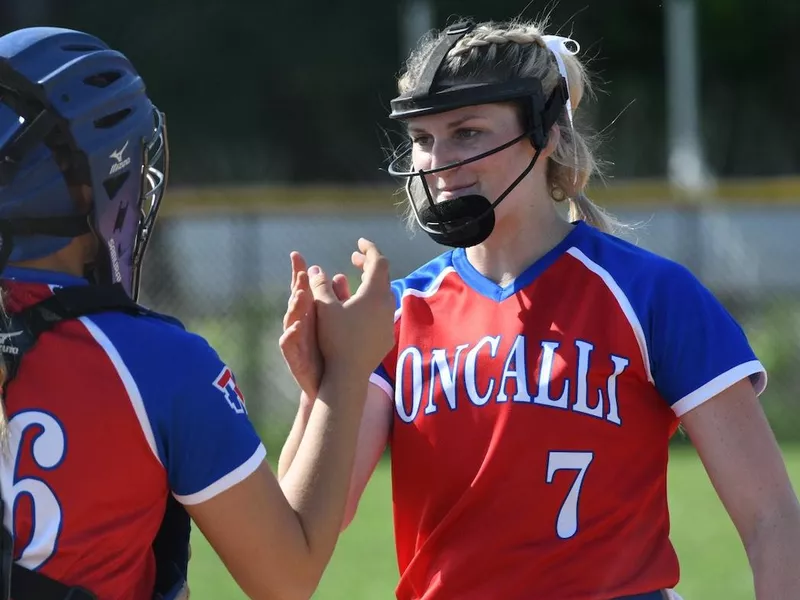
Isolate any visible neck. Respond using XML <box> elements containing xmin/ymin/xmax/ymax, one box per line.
<box><xmin>9</xmin><ymin>236</ymin><xmax>90</xmax><ymax>278</ymax></box>
<box><xmin>10</xmin><ymin>257</ymin><xmax>84</xmax><ymax>278</ymax></box>
<box><xmin>465</xmin><ymin>203</ymin><xmax>573</xmax><ymax>287</ymax></box>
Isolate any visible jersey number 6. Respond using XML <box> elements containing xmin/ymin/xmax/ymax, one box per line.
<box><xmin>546</xmin><ymin>450</ymin><xmax>594</xmax><ymax>540</ymax></box>
<box><xmin>1</xmin><ymin>410</ymin><xmax>66</xmax><ymax>569</ymax></box>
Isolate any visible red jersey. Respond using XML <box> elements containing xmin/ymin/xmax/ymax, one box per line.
<box><xmin>371</xmin><ymin>221</ymin><xmax>766</xmax><ymax>600</ymax></box>
<box><xmin>0</xmin><ymin>267</ymin><xmax>265</xmax><ymax>600</ymax></box>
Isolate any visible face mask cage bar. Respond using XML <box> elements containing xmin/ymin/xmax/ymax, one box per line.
<box><xmin>129</xmin><ymin>108</ymin><xmax>168</xmax><ymax>301</ymax></box>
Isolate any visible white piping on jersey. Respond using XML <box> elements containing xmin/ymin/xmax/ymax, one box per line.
<box><xmin>369</xmin><ymin>372</ymin><xmax>393</xmax><ymax>399</ymax></box>
<box><xmin>672</xmin><ymin>359</ymin><xmax>765</xmax><ymax>417</ymax></box>
<box><xmin>565</xmin><ymin>248</ymin><xmax>655</xmax><ymax>385</ymax></box>
<box><xmin>395</xmin><ymin>266</ymin><xmax>456</xmax><ymax>323</ymax></box>
<box><xmin>79</xmin><ymin>317</ymin><xmax>164</xmax><ymax>466</ymax></box>
<box><xmin>174</xmin><ymin>443</ymin><xmax>266</xmax><ymax>505</ymax></box>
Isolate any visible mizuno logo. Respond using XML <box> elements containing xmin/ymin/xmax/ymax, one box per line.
<box><xmin>109</xmin><ymin>141</ymin><xmax>129</xmax><ymax>163</ymax></box>
<box><xmin>109</xmin><ymin>140</ymin><xmax>131</xmax><ymax>175</ymax></box>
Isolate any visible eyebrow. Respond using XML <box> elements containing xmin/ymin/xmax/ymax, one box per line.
<box><xmin>406</xmin><ymin>114</ymin><xmax>487</xmax><ymax>134</ymax></box>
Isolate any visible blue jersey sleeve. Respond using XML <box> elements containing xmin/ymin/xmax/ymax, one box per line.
<box><xmin>647</xmin><ymin>260</ymin><xmax>767</xmax><ymax>416</ymax></box>
<box><xmin>90</xmin><ymin>311</ymin><xmax>266</xmax><ymax>506</ymax></box>
<box><xmin>167</xmin><ymin>339</ymin><xmax>266</xmax><ymax>504</ymax></box>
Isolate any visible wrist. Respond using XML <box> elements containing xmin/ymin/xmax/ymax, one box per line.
<box><xmin>323</xmin><ymin>357</ymin><xmax>374</xmax><ymax>383</ymax></box>
<box><xmin>317</xmin><ymin>361</ymin><xmax>371</xmax><ymax>404</ymax></box>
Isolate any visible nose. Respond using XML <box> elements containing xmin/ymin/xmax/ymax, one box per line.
<box><xmin>428</xmin><ymin>138</ymin><xmax>463</xmax><ymax>173</ymax></box>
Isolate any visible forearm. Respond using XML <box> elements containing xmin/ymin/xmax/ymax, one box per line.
<box><xmin>279</xmin><ymin>367</ymin><xmax>369</xmax><ymax>580</ymax></box>
<box><xmin>747</xmin><ymin>505</ymin><xmax>800</xmax><ymax>599</ymax></box>
<box><xmin>277</xmin><ymin>391</ymin><xmax>314</xmax><ymax>480</ymax></box>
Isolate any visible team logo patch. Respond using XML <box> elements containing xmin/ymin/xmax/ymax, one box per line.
<box><xmin>213</xmin><ymin>366</ymin><xmax>247</xmax><ymax>414</ymax></box>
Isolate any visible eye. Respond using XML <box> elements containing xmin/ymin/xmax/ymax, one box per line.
<box><xmin>454</xmin><ymin>128</ymin><xmax>480</xmax><ymax>141</ymax></box>
<box><xmin>410</xmin><ymin>134</ymin><xmax>432</xmax><ymax>147</ymax></box>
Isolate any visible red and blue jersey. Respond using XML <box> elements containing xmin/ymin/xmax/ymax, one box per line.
<box><xmin>0</xmin><ymin>266</ymin><xmax>265</xmax><ymax>600</ymax></box>
<box><xmin>371</xmin><ymin>221</ymin><xmax>766</xmax><ymax>600</ymax></box>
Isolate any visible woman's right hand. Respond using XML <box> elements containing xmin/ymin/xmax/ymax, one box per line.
<box><xmin>307</xmin><ymin>238</ymin><xmax>395</xmax><ymax>380</ymax></box>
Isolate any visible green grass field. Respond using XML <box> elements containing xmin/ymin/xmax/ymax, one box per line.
<box><xmin>186</xmin><ymin>445</ymin><xmax>800</xmax><ymax>599</ymax></box>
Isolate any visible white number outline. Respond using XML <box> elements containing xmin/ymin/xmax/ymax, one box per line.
<box><xmin>545</xmin><ymin>450</ymin><xmax>594</xmax><ymax>540</ymax></box>
<box><xmin>2</xmin><ymin>410</ymin><xmax>67</xmax><ymax>569</ymax></box>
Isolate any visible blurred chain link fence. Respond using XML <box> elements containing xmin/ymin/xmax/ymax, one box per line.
<box><xmin>137</xmin><ymin>201</ymin><xmax>800</xmax><ymax>446</ymax></box>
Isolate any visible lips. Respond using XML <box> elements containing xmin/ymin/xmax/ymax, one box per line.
<box><xmin>436</xmin><ymin>184</ymin><xmax>477</xmax><ymax>201</ymax></box>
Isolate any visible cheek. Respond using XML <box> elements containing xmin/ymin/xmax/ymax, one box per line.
<box><xmin>411</xmin><ymin>148</ymin><xmax>430</xmax><ymax>172</ymax></box>
<box><xmin>470</xmin><ymin>154</ymin><xmax>502</xmax><ymax>189</ymax></box>
<box><xmin>486</xmin><ymin>144</ymin><xmax>534</xmax><ymax>181</ymax></box>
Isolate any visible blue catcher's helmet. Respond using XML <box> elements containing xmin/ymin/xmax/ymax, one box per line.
<box><xmin>0</xmin><ymin>27</ymin><xmax>167</xmax><ymax>300</ymax></box>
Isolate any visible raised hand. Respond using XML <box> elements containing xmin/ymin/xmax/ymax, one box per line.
<box><xmin>307</xmin><ymin>238</ymin><xmax>395</xmax><ymax>379</ymax></box>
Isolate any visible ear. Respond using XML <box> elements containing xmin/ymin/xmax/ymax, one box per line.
<box><xmin>528</xmin><ymin>123</ymin><xmax>561</xmax><ymax>159</ymax></box>
<box><xmin>541</xmin><ymin>124</ymin><xmax>561</xmax><ymax>159</ymax></box>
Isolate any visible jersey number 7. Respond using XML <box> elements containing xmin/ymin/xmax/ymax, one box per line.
<box><xmin>545</xmin><ymin>451</ymin><xmax>594</xmax><ymax>540</ymax></box>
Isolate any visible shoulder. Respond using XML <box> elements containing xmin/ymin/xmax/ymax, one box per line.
<box><xmin>390</xmin><ymin>250</ymin><xmax>458</xmax><ymax>310</ymax></box>
<box><xmin>79</xmin><ymin>309</ymin><xmax>229</xmax><ymax>409</ymax></box>
<box><xmin>573</xmin><ymin>224</ymin><xmax>766</xmax><ymax>409</ymax></box>
<box><xmin>83</xmin><ymin>310</ymin><xmax>218</xmax><ymax>372</ymax></box>
<box><xmin>568</xmin><ymin>223</ymin><xmax>705</xmax><ymax>301</ymax></box>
